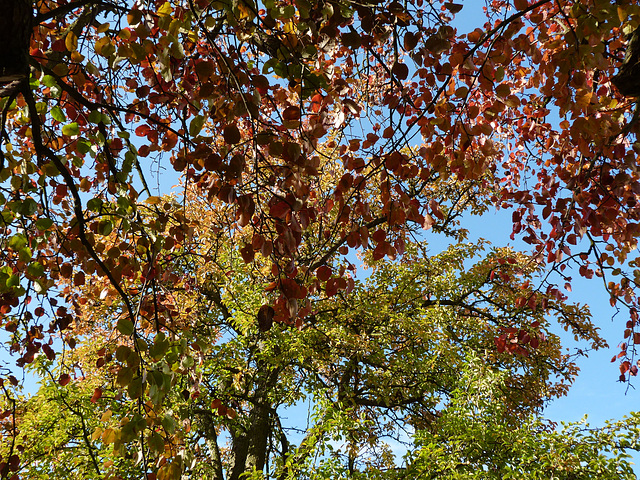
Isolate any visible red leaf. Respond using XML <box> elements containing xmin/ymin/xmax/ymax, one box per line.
<box><xmin>316</xmin><ymin>266</ymin><xmax>332</xmax><ymax>282</ymax></box>
<box><xmin>135</xmin><ymin>124</ymin><xmax>150</xmax><ymax>137</ymax></box>
<box><xmin>443</xmin><ymin>2</ymin><xmax>463</xmax><ymax>13</ymax></box>
<box><xmin>282</xmin><ymin>106</ymin><xmax>301</xmax><ymax>122</ymax></box>
<box><xmin>620</xmin><ymin>361</ymin><xmax>631</xmax><ymax>374</ymax></box>
<box><xmin>8</xmin><ymin>455</ymin><xmax>19</xmax><ymax>472</ymax></box>
<box><xmin>240</xmin><ymin>244</ymin><xmax>254</xmax><ymax>263</ymax></box>
<box><xmin>514</xmin><ymin>0</ymin><xmax>529</xmax><ymax>10</ymax></box>
<box><xmin>270</xmin><ymin>201</ymin><xmax>291</xmax><ymax>220</ymax></box>
<box><xmin>195</xmin><ymin>60</ymin><xmax>214</xmax><ymax>80</ymax></box>
<box><xmin>90</xmin><ymin>388</ymin><xmax>103</xmax><ymax>403</ymax></box>
<box><xmin>392</xmin><ymin>62</ymin><xmax>409</xmax><ymax>80</ymax></box>
<box><xmin>310</xmin><ymin>94</ymin><xmax>324</xmax><ymax>113</ymax></box>
<box><xmin>372</xmin><ymin>229</ymin><xmax>387</xmax><ymax>243</ymax></box>
<box><xmin>326</xmin><ymin>278</ymin><xmax>339</xmax><ymax>297</ymax></box>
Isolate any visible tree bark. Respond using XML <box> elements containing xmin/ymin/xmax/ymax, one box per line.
<box><xmin>228</xmin><ymin>347</ymin><xmax>280</xmax><ymax>480</ymax></box>
<box><xmin>0</xmin><ymin>0</ymin><xmax>32</xmax><ymax>85</ymax></box>
<box><xmin>613</xmin><ymin>26</ymin><xmax>640</xmax><ymax>98</ymax></box>
<box><xmin>197</xmin><ymin>410</ymin><xmax>225</xmax><ymax>480</ymax></box>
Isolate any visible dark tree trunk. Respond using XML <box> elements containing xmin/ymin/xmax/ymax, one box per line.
<box><xmin>228</xmin><ymin>346</ymin><xmax>280</xmax><ymax>480</ymax></box>
<box><xmin>228</xmin><ymin>384</ymin><xmax>274</xmax><ymax>480</ymax></box>
<box><xmin>0</xmin><ymin>0</ymin><xmax>32</xmax><ymax>85</ymax></box>
<box><xmin>613</xmin><ymin>26</ymin><xmax>640</xmax><ymax>98</ymax></box>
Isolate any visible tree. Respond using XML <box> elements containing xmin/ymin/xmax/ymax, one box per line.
<box><xmin>1</xmin><ymin>216</ymin><xmax>634</xmax><ymax>479</ymax></box>
<box><xmin>0</xmin><ymin>0</ymin><xmax>640</xmax><ymax>477</ymax></box>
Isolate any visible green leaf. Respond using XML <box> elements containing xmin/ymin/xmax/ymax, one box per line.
<box><xmin>189</xmin><ymin>115</ymin><xmax>205</xmax><ymax>137</ymax></box>
<box><xmin>161</xmin><ymin>415</ymin><xmax>176</xmax><ymax>434</ymax></box>
<box><xmin>88</xmin><ymin>110</ymin><xmax>102</xmax><ymax>124</ymax></box>
<box><xmin>62</xmin><ymin>122</ymin><xmax>80</xmax><ymax>136</ymax></box>
<box><xmin>50</xmin><ymin>106</ymin><xmax>66</xmax><ymax>123</ymax></box>
<box><xmin>41</xmin><ymin>75</ymin><xmax>56</xmax><ymax>88</ymax></box>
<box><xmin>77</xmin><ymin>139</ymin><xmax>93</xmax><ymax>155</ymax></box>
<box><xmin>87</xmin><ymin>198</ymin><xmax>103</xmax><ymax>211</ymax></box>
<box><xmin>97</xmin><ymin>220</ymin><xmax>113</xmax><ymax>236</ymax></box>
<box><xmin>117</xmin><ymin>318</ymin><xmax>135</xmax><ymax>336</ymax></box>
<box><xmin>36</xmin><ymin>218</ymin><xmax>54</xmax><ymax>230</ymax></box>
<box><xmin>127</xmin><ymin>377</ymin><xmax>144</xmax><ymax>399</ymax></box>
<box><xmin>116</xmin><ymin>367</ymin><xmax>134</xmax><ymax>387</ymax></box>
<box><xmin>6</xmin><ymin>274</ymin><xmax>20</xmax><ymax>288</ymax></box>
<box><xmin>27</xmin><ymin>262</ymin><xmax>44</xmax><ymax>278</ymax></box>
<box><xmin>8</xmin><ymin>234</ymin><xmax>27</xmax><ymax>251</ymax></box>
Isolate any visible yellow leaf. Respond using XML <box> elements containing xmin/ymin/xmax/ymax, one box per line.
<box><xmin>284</xmin><ymin>21</ymin><xmax>295</xmax><ymax>34</ymax></box>
<box><xmin>158</xmin><ymin>1</ymin><xmax>173</xmax><ymax>16</ymax></box>
<box><xmin>618</xmin><ymin>6</ymin><xmax>626</xmax><ymax>23</ymax></box>
<box><xmin>96</xmin><ymin>22</ymin><xmax>110</xmax><ymax>34</ymax></box>
<box><xmin>575</xmin><ymin>90</ymin><xmax>592</xmax><ymax>109</ymax></box>
<box><xmin>102</xmin><ymin>427</ymin><xmax>116</xmax><ymax>444</ymax></box>
<box><xmin>65</xmin><ymin>32</ymin><xmax>78</xmax><ymax>52</ymax></box>
<box><xmin>100</xmin><ymin>409</ymin><xmax>113</xmax><ymax>422</ymax></box>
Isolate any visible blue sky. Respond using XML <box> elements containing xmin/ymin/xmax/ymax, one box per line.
<box><xmin>451</xmin><ymin>0</ymin><xmax>640</xmax><ymax>421</ymax></box>
<box><xmin>446</xmin><ymin>5</ymin><xmax>639</xmax><ymax>467</ymax></box>
<box><xmin>462</xmin><ymin>207</ymin><xmax>640</xmax><ymax>470</ymax></box>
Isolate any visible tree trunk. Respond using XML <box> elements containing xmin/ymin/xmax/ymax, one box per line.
<box><xmin>229</xmin><ymin>352</ymin><xmax>280</xmax><ymax>480</ymax></box>
<box><xmin>0</xmin><ymin>0</ymin><xmax>32</xmax><ymax>85</ymax></box>
<box><xmin>197</xmin><ymin>410</ymin><xmax>225</xmax><ymax>480</ymax></box>
<box><xmin>228</xmin><ymin>388</ymin><xmax>274</xmax><ymax>480</ymax></box>
<box><xmin>613</xmin><ymin>26</ymin><xmax>640</xmax><ymax>97</ymax></box>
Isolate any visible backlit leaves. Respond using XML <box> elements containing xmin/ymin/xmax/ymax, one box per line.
<box><xmin>0</xmin><ymin>0</ymin><xmax>638</xmax><ymax>477</ymax></box>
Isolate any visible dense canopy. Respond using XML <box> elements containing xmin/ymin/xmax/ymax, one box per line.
<box><xmin>1</xmin><ymin>0</ymin><xmax>640</xmax><ymax>478</ymax></box>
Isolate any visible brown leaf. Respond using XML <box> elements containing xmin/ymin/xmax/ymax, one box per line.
<box><xmin>223</xmin><ymin>124</ymin><xmax>241</xmax><ymax>144</ymax></box>
<box><xmin>443</xmin><ymin>2</ymin><xmax>463</xmax><ymax>14</ymax></box>
<box><xmin>282</xmin><ymin>106</ymin><xmax>301</xmax><ymax>122</ymax></box>
<box><xmin>257</xmin><ymin>305</ymin><xmax>275</xmax><ymax>332</ymax></box>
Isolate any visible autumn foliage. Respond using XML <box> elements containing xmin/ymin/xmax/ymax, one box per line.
<box><xmin>0</xmin><ymin>0</ymin><xmax>639</xmax><ymax>478</ymax></box>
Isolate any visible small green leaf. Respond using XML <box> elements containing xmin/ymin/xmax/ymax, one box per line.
<box><xmin>77</xmin><ymin>139</ymin><xmax>93</xmax><ymax>155</ymax></box>
<box><xmin>8</xmin><ymin>234</ymin><xmax>27</xmax><ymax>251</ymax></box>
<box><xmin>27</xmin><ymin>262</ymin><xmax>44</xmax><ymax>277</ymax></box>
<box><xmin>161</xmin><ymin>415</ymin><xmax>176</xmax><ymax>434</ymax></box>
<box><xmin>51</xmin><ymin>106</ymin><xmax>66</xmax><ymax>123</ymax></box>
<box><xmin>41</xmin><ymin>75</ymin><xmax>56</xmax><ymax>88</ymax></box>
<box><xmin>97</xmin><ymin>220</ymin><xmax>113</xmax><ymax>236</ymax></box>
<box><xmin>62</xmin><ymin>122</ymin><xmax>80</xmax><ymax>136</ymax></box>
<box><xmin>6</xmin><ymin>274</ymin><xmax>20</xmax><ymax>288</ymax></box>
<box><xmin>88</xmin><ymin>110</ymin><xmax>102</xmax><ymax>124</ymax></box>
<box><xmin>87</xmin><ymin>198</ymin><xmax>103</xmax><ymax>211</ymax></box>
<box><xmin>189</xmin><ymin>115</ymin><xmax>205</xmax><ymax>137</ymax></box>
<box><xmin>128</xmin><ymin>377</ymin><xmax>144</xmax><ymax>399</ymax></box>
<box><xmin>18</xmin><ymin>247</ymin><xmax>32</xmax><ymax>262</ymax></box>
<box><xmin>36</xmin><ymin>218</ymin><xmax>54</xmax><ymax>230</ymax></box>
<box><xmin>116</xmin><ymin>366</ymin><xmax>134</xmax><ymax>386</ymax></box>
<box><xmin>117</xmin><ymin>318</ymin><xmax>135</xmax><ymax>336</ymax></box>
